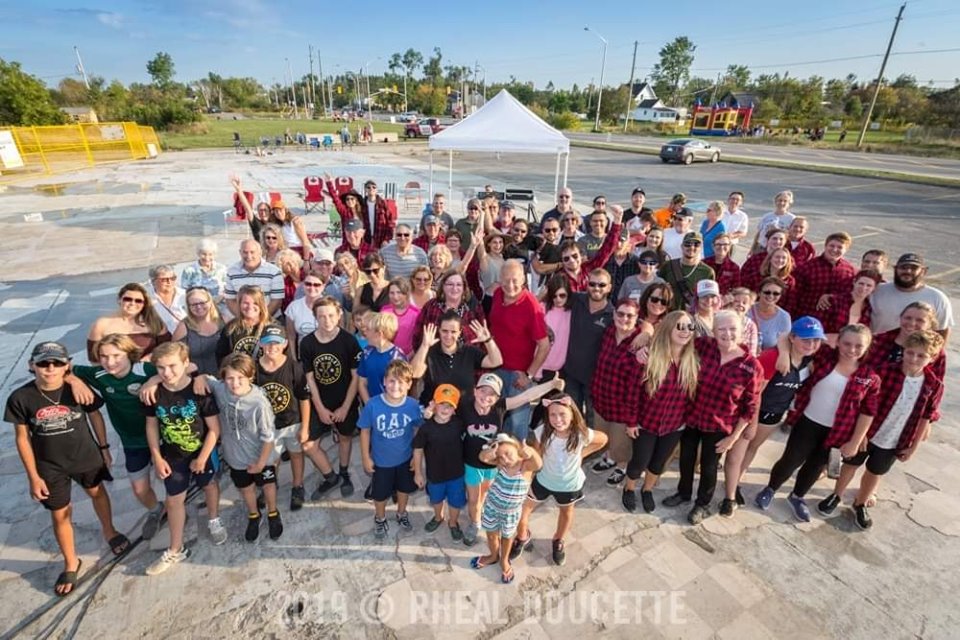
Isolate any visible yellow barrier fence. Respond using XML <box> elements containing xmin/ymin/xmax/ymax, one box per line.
<box><xmin>0</xmin><ymin>122</ymin><xmax>161</xmax><ymax>184</ymax></box>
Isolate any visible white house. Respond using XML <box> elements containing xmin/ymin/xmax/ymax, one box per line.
<box><xmin>626</xmin><ymin>83</ymin><xmax>684</xmax><ymax>122</ymax></box>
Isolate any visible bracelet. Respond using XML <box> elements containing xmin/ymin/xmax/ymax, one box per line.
<box><xmin>99</xmin><ymin>444</ymin><xmax>110</xmax><ymax>450</ymax></box>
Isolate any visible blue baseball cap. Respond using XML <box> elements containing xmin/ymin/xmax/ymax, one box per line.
<box><xmin>791</xmin><ymin>316</ymin><xmax>825</xmax><ymax>340</ymax></box>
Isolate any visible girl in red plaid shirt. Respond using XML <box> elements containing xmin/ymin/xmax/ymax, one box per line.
<box><xmin>817</xmin><ymin>330</ymin><xmax>944</xmax><ymax>529</ymax></box>
<box><xmin>863</xmin><ymin>302</ymin><xmax>946</xmax><ymax>381</ymax></box>
<box><xmin>621</xmin><ymin>310</ymin><xmax>699</xmax><ymax>514</ymax></box>
<box><xmin>663</xmin><ymin>310</ymin><xmax>762</xmax><ymax>524</ymax></box>
<box><xmin>755</xmin><ymin>324</ymin><xmax>880</xmax><ymax>522</ymax></box>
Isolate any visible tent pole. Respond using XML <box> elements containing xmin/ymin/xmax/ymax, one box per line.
<box><xmin>562</xmin><ymin>151</ymin><xmax>569</xmax><ymax>188</ymax></box>
<box><xmin>554</xmin><ymin>151</ymin><xmax>561</xmax><ymax>199</ymax></box>
<box><xmin>448</xmin><ymin>150</ymin><xmax>453</xmax><ymax>196</ymax></box>
<box><xmin>429</xmin><ymin>151</ymin><xmax>434</xmax><ymax>199</ymax></box>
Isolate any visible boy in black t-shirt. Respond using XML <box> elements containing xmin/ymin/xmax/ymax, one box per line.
<box><xmin>5</xmin><ymin>342</ymin><xmax>128</xmax><ymax>596</ymax></box>
<box><xmin>414</xmin><ymin>384</ymin><xmax>468</xmax><ymax>540</ymax></box>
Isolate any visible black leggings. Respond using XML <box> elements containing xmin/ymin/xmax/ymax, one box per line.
<box><xmin>626</xmin><ymin>429</ymin><xmax>683</xmax><ymax>480</ymax></box>
<box><xmin>767</xmin><ymin>415</ymin><xmax>831</xmax><ymax>498</ymax></box>
<box><xmin>676</xmin><ymin>428</ymin><xmax>726</xmax><ymax>507</ymax></box>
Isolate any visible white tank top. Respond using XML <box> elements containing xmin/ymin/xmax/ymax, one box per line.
<box><xmin>281</xmin><ymin>222</ymin><xmax>301</xmax><ymax>248</ymax></box>
<box><xmin>803</xmin><ymin>369</ymin><xmax>848</xmax><ymax>428</ymax></box>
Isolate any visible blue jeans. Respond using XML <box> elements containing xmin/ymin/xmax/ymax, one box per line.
<box><xmin>561</xmin><ymin>373</ymin><xmax>595</xmax><ymax>427</ymax></box>
<box><xmin>496</xmin><ymin>368</ymin><xmax>532</xmax><ymax>442</ymax></box>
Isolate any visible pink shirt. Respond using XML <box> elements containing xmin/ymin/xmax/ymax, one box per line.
<box><xmin>539</xmin><ymin>306</ymin><xmax>572</xmax><ymax>376</ymax></box>
<box><xmin>382</xmin><ymin>303</ymin><xmax>421</xmax><ymax>356</ymax></box>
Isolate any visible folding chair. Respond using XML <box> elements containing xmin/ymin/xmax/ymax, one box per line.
<box><xmin>302</xmin><ymin>176</ymin><xmax>326</xmax><ymax>214</ymax></box>
<box><xmin>232</xmin><ymin>191</ymin><xmax>254</xmax><ymax>220</ymax></box>
<box><xmin>402</xmin><ymin>181</ymin><xmax>423</xmax><ymax>210</ymax></box>
<box><xmin>383</xmin><ymin>182</ymin><xmax>398</xmax><ymax>201</ymax></box>
<box><xmin>232</xmin><ymin>132</ymin><xmax>243</xmax><ymax>153</ymax></box>
<box><xmin>332</xmin><ymin>176</ymin><xmax>354</xmax><ymax>196</ymax></box>
<box><xmin>322</xmin><ymin>135</ymin><xmax>334</xmax><ymax>150</ymax></box>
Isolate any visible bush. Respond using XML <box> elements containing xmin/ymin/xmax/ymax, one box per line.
<box><xmin>548</xmin><ymin>111</ymin><xmax>580</xmax><ymax>131</ymax></box>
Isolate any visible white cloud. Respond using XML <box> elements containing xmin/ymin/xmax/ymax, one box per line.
<box><xmin>96</xmin><ymin>11</ymin><xmax>124</xmax><ymax>28</ymax></box>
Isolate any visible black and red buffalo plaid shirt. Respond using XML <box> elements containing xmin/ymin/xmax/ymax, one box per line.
<box><xmin>823</xmin><ymin>290</ymin><xmax>873</xmax><ymax>335</ymax></box>
<box><xmin>636</xmin><ymin>359</ymin><xmax>692</xmax><ymax>436</ymax></box>
<box><xmin>863</xmin><ymin>329</ymin><xmax>947</xmax><ymax>381</ymax></box>
<box><xmin>703</xmin><ymin>257</ymin><xmax>741</xmax><ymax>296</ymax></box>
<box><xmin>591</xmin><ymin>325</ymin><xmax>644</xmax><ymax>426</ymax></box>
<box><xmin>867</xmin><ymin>362</ymin><xmax>943</xmax><ymax>451</ymax></box>
<box><xmin>788</xmin><ymin>239</ymin><xmax>817</xmax><ymax>267</ymax></box>
<box><xmin>792</xmin><ymin>255</ymin><xmax>856</xmax><ymax>321</ymax></box>
<box><xmin>686</xmin><ymin>337</ymin><xmax>762</xmax><ymax>435</ymax></box>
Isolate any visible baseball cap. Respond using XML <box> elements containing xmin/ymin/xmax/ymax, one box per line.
<box><xmin>313</xmin><ymin>247</ymin><xmax>335</xmax><ymax>263</ymax></box>
<box><xmin>896</xmin><ymin>253</ymin><xmax>924</xmax><ymax>267</ymax></box>
<box><xmin>632</xmin><ymin>187</ymin><xmax>646</xmax><ymax>196</ymax></box>
<box><xmin>683</xmin><ymin>231</ymin><xmax>703</xmax><ymax>244</ymax></box>
<box><xmin>791</xmin><ymin>316</ymin><xmax>826</xmax><ymax>340</ymax></box>
<box><xmin>433</xmin><ymin>384</ymin><xmax>461</xmax><ymax>408</ymax></box>
<box><xmin>343</xmin><ymin>218</ymin><xmax>364</xmax><ymax>233</ymax></box>
<box><xmin>674</xmin><ymin>207</ymin><xmax>693</xmax><ymax>218</ymax></box>
<box><xmin>696</xmin><ymin>280</ymin><xmax>720</xmax><ymax>298</ymax></box>
<box><xmin>270</xmin><ymin>199</ymin><xmax>287</xmax><ymax>210</ymax></box>
<box><xmin>30</xmin><ymin>342</ymin><xmax>70</xmax><ymax>364</ymax></box>
<box><xmin>637</xmin><ymin>250</ymin><xmax>660</xmax><ymax>264</ymax></box>
<box><xmin>423</xmin><ymin>214</ymin><xmax>440</xmax><ymax>225</ymax></box>
<box><xmin>476</xmin><ymin>372</ymin><xmax>504</xmax><ymax>396</ymax></box>
<box><xmin>260</xmin><ymin>324</ymin><xmax>287</xmax><ymax>344</ymax></box>
<box><xmin>500</xmin><ymin>200</ymin><xmax>516</xmax><ymax>211</ymax></box>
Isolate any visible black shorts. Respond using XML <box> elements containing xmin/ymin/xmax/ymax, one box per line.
<box><xmin>371</xmin><ymin>460</ymin><xmax>417</xmax><ymax>502</ymax></box>
<box><xmin>315</xmin><ymin>404</ymin><xmax>359</xmax><ymax>438</ymax></box>
<box><xmin>842</xmin><ymin>443</ymin><xmax>898</xmax><ymax>476</ymax></box>
<box><xmin>229</xmin><ymin>465</ymin><xmax>278</xmax><ymax>489</ymax></box>
<box><xmin>164</xmin><ymin>454</ymin><xmax>218</xmax><ymax>497</ymax></box>
<box><xmin>758</xmin><ymin>411</ymin><xmax>786</xmax><ymax>426</ymax></box>
<box><xmin>528</xmin><ymin>476</ymin><xmax>583</xmax><ymax>506</ymax></box>
<box><xmin>39</xmin><ymin>465</ymin><xmax>108</xmax><ymax>511</ymax></box>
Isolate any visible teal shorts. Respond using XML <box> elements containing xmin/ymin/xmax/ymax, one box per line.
<box><xmin>464</xmin><ymin>464</ymin><xmax>497</xmax><ymax>487</ymax></box>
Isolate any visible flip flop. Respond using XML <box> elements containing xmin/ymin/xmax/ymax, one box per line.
<box><xmin>469</xmin><ymin>555</ymin><xmax>499</xmax><ymax>570</ymax></box>
<box><xmin>108</xmin><ymin>533</ymin><xmax>131</xmax><ymax>557</ymax></box>
<box><xmin>54</xmin><ymin>559</ymin><xmax>82</xmax><ymax>597</ymax></box>
<box><xmin>501</xmin><ymin>567</ymin><xmax>515</xmax><ymax>584</ymax></box>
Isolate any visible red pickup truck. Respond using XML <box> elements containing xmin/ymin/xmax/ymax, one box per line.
<box><xmin>404</xmin><ymin>118</ymin><xmax>444</xmax><ymax>138</ymax></box>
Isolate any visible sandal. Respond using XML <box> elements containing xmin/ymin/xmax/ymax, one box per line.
<box><xmin>54</xmin><ymin>559</ymin><xmax>82</xmax><ymax>597</ymax></box>
<box><xmin>108</xmin><ymin>533</ymin><xmax>131</xmax><ymax>557</ymax></box>
<box><xmin>501</xmin><ymin>567</ymin><xmax>515</xmax><ymax>584</ymax></box>
<box><xmin>469</xmin><ymin>555</ymin><xmax>499</xmax><ymax>570</ymax></box>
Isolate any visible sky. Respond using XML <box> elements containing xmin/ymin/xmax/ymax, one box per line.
<box><xmin>3</xmin><ymin>0</ymin><xmax>960</xmax><ymax>93</ymax></box>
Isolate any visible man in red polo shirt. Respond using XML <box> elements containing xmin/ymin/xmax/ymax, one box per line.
<box><xmin>488</xmin><ymin>260</ymin><xmax>550</xmax><ymax>441</ymax></box>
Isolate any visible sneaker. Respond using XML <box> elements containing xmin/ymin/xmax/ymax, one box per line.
<box><xmin>510</xmin><ymin>535</ymin><xmax>531</xmax><ymax>561</ymax></box>
<box><xmin>340</xmin><ymin>472</ymin><xmax>355</xmax><ymax>498</ymax></box>
<box><xmin>424</xmin><ymin>517</ymin><xmax>443</xmax><ymax>533</ymax></box>
<box><xmin>787</xmin><ymin>494</ymin><xmax>811</xmax><ymax>522</ymax></box>
<box><xmin>267</xmin><ymin>511</ymin><xmax>283</xmax><ymax>540</ymax></box>
<box><xmin>290</xmin><ymin>486</ymin><xmax>305</xmax><ymax>512</ymax></box>
<box><xmin>364</xmin><ymin>484</ymin><xmax>374</xmax><ymax>503</ymax></box>
<box><xmin>853</xmin><ymin>504</ymin><xmax>873</xmax><ymax>530</ymax></box>
<box><xmin>245</xmin><ymin>513</ymin><xmax>262</xmax><ymax>542</ymax></box>
<box><xmin>688</xmin><ymin>505</ymin><xmax>710</xmax><ymax>525</ymax></box>
<box><xmin>591</xmin><ymin>457</ymin><xmax>616</xmax><ymax>474</ymax></box>
<box><xmin>827</xmin><ymin>449</ymin><xmax>842</xmax><ymax>479</ymax></box>
<box><xmin>208</xmin><ymin>517</ymin><xmax>228</xmax><ymax>545</ymax></box>
<box><xmin>606</xmin><ymin>468</ymin><xmax>626</xmax><ymax>487</ymax></box>
<box><xmin>817</xmin><ymin>493</ymin><xmax>841</xmax><ymax>517</ymax></box>
<box><xmin>719</xmin><ymin>498</ymin><xmax>736</xmax><ymax>518</ymax></box>
<box><xmin>463</xmin><ymin>522</ymin><xmax>479</xmax><ymax>547</ymax></box>
<box><xmin>551</xmin><ymin>539</ymin><xmax>566</xmax><ymax>566</ymax></box>
<box><xmin>312</xmin><ymin>474</ymin><xmax>341</xmax><ymax>500</ymax></box>
<box><xmin>622</xmin><ymin>489</ymin><xmax>637</xmax><ymax>513</ymax></box>
<box><xmin>146</xmin><ymin>546</ymin><xmax>190</xmax><ymax>576</ymax></box>
<box><xmin>640</xmin><ymin>490</ymin><xmax>656</xmax><ymax>513</ymax></box>
<box><xmin>141</xmin><ymin>507</ymin><xmax>163</xmax><ymax>540</ymax></box>
<box><xmin>662</xmin><ymin>493</ymin><xmax>691</xmax><ymax>508</ymax></box>
<box><xmin>735</xmin><ymin>486</ymin><xmax>745</xmax><ymax>506</ymax></box>
<box><xmin>754</xmin><ymin>487</ymin><xmax>775</xmax><ymax>511</ymax></box>
<box><xmin>374</xmin><ymin>517</ymin><xmax>389</xmax><ymax>540</ymax></box>
<box><xmin>449</xmin><ymin>524</ymin><xmax>463</xmax><ymax>541</ymax></box>
<box><xmin>396</xmin><ymin>512</ymin><xmax>413</xmax><ymax>532</ymax></box>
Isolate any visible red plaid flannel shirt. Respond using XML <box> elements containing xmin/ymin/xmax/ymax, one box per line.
<box><xmin>789</xmin><ymin>239</ymin><xmax>816</xmax><ymax>267</ymax></box>
<box><xmin>591</xmin><ymin>325</ymin><xmax>643</xmax><ymax>426</ymax></box>
<box><xmin>792</xmin><ymin>255</ymin><xmax>857</xmax><ymax>321</ymax></box>
<box><xmin>823</xmin><ymin>291</ymin><xmax>873</xmax><ymax>335</ymax></box>
<box><xmin>739</xmin><ymin>252</ymin><xmax>766</xmax><ymax>293</ymax></box>
<box><xmin>412</xmin><ymin>233</ymin><xmax>445</xmax><ymax>252</ymax></box>
<box><xmin>787</xmin><ymin>346</ymin><xmax>880</xmax><ymax>449</ymax></box>
<box><xmin>636</xmin><ymin>361</ymin><xmax>691</xmax><ymax>435</ymax></box>
<box><xmin>335</xmin><ymin>240</ymin><xmax>376</xmax><ymax>265</ymax></box>
<box><xmin>864</xmin><ymin>329</ymin><xmax>946</xmax><ymax>381</ymax></box>
<box><xmin>411</xmin><ymin>298</ymin><xmax>486</xmax><ymax>350</ymax></box>
<box><xmin>688</xmin><ymin>338</ymin><xmax>762</xmax><ymax>434</ymax></box>
<box><xmin>561</xmin><ymin>223</ymin><xmax>622</xmax><ymax>292</ymax></box>
<box><xmin>325</xmin><ymin>183</ymin><xmax>396</xmax><ymax>247</ymax></box>
<box><xmin>703</xmin><ymin>257</ymin><xmax>741</xmax><ymax>295</ymax></box>
<box><xmin>867</xmin><ymin>362</ymin><xmax>943</xmax><ymax>450</ymax></box>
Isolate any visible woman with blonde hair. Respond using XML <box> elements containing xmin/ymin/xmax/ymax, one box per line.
<box><xmin>408</xmin><ymin>266</ymin><xmax>435</xmax><ymax>309</ymax></box>
<box><xmin>88</xmin><ymin>283</ymin><xmax>170</xmax><ymax>362</ymax></box>
<box><xmin>276</xmin><ymin>248</ymin><xmax>304</xmax><ymax>312</ymax></box>
<box><xmin>172</xmin><ymin>287</ymin><xmax>223</xmax><ymax>376</ymax></box>
<box><xmin>268</xmin><ymin>200</ymin><xmax>314</xmax><ymax>261</ymax></box>
<box><xmin>757</xmin><ymin>247</ymin><xmax>797</xmax><ymax>314</ymax></box>
<box><xmin>428</xmin><ymin>244</ymin><xmax>454</xmax><ymax>286</ymax></box>
<box><xmin>216</xmin><ymin>285</ymin><xmax>271</xmax><ymax>362</ymax></box>
<box><xmin>621</xmin><ymin>310</ymin><xmax>700</xmax><ymax>513</ymax></box>
<box><xmin>260</xmin><ymin>223</ymin><xmax>287</xmax><ymax>264</ymax></box>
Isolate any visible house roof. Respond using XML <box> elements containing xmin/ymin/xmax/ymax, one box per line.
<box><xmin>719</xmin><ymin>92</ymin><xmax>759</xmax><ymax>108</ymax></box>
<box><xmin>631</xmin><ymin>82</ymin><xmax>655</xmax><ymax>99</ymax></box>
<box><xmin>636</xmin><ymin>99</ymin><xmax>660</xmax><ymax>109</ymax></box>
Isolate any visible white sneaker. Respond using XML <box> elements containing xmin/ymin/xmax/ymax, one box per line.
<box><xmin>208</xmin><ymin>517</ymin><xmax>228</xmax><ymax>545</ymax></box>
<box><xmin>146</xmin><ymin>547</ymin><xmax>191</xmax><ymax>576</ymax></box>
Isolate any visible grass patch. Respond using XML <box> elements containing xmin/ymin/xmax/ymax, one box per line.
<box><xmin>160</xmin><ymin>117</ymin><xmax>406</xmax><ymax>150</ymax></box>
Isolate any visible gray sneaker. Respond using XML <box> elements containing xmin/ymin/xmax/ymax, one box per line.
<box><xmin>208</xmin><ymin>517</ymin><xmax>228</xmax><ymax>545</ymax></box>
<box><xmin>463</xmin><ymin>521</ymin><xmax>479</xmax><ymax>547</ymax></box>
<box><xmin>396</xmin><ymin>512</ymin><xmax>413</xmax><ymax>532</ymax></box>
<box><xmin>374</xmin><ymin>517</ymin><xmax>389</xmax><ymax>540</ymax></box>
<box><xmin>146</xmin><ymin>546</ymin><xmax>191</xmax><ymax>576</ymax></box>
<box><xmin>141</xmin><ymin>507</ymin><xmax>163</xmax><ymax>540</ymax></box>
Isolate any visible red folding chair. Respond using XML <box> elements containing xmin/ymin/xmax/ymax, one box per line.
<box><xmin>301</xmin><ymin>176</ymin><xmax>326</xmax><ymax>214</ymax></box>
<box><xmin>333</xmin><ymin>176</ymin><xmax>354</xmax><ymax>196</ymax></box>
<box><xmin>230</xmin><ymin>191</ymin><xmax>254</xmax><ymax>221</ymax></box>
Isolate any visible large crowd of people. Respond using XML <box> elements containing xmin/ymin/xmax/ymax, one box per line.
<box><xmin>5</xmin><ymin>177</ymin><xmax>952</xmax><ymax>593</ymax></box>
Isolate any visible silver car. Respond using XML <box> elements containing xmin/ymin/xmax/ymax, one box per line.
<box><xmin>659</xmin><ymin>139</ymin><xmax>721</xmax><ymax>165</ymax></box>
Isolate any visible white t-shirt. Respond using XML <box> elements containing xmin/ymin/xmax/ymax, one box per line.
<box><xmin>662</xmin><ymin>228</ymin><xmax>688</xmax><ymax>260</ymax></box>
<box><xmin>869</xmin><ymin>283</ymin><xmax>955</xmax><ymax>334</ymax></box>
<box><xmin>870</xmin><ymin>374</ymin><xmax>923</xmax><ymax>449</ymax></box>
<box><xmin>366</xmin><ymin>200</ymin><xmax>376</xmax><ymax>233</ymax></box>
<box><xmin>803</xmin><ymin>369</ymin><xmax>849</xmax><ymax>427</ymax></box>
<box><xmin>284</xmin><ymin>297</ymin><xmax>317</xmax><ymax>343</ymax></box>
<box><xmin>723</xmin><ymin>209</ymin><xmax>749</xmax><ymax>243</ymax></box>
<box><xmin>533</xmin><ymin>425</ymin><xmax>594</xmax><ymax>493</ymax></box>
<box><xmin>149</xmin><ymin>285</ymin><xmax>187</xmax><ymax>334</ymax></box>
<box><xmin>755</xmin><ymin>211</ymin><xmax>795</xmax><ymax>244</ymax></box>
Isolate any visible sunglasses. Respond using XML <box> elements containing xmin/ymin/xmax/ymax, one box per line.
<box><xmin>587</xmin><ymin>281</ymin><xmax>608</xmax><ymax>289</ymax></box>
<box><xmin>121</xmin><ymin>296</ymin><xmax>145</xmax><ymax>305</ymax></box>
<box><xmin>395</xmin><ymin>233</ymin><xmax>411</xmax><ymax>238</ymax></box>
<box><xmin>639</xmin><ymin>260</ymin><xmax>659</xmax><ymax>266</ymax></box>
<box><xmin>303</xmin><ymin>282</ymin><xmax>324</xmax><ymax>288</ymax></box>
<box><xmin>683</xmin><ymin>242</ymin><xmax>702</xmax><ymax>248</ymax></box>
<box><xmin>615</xmin><ymin>311</ymin><xmax>637</xmax><ymax>319</ymax></box>
<box><xmin>648</xmin><ymin>296</ymin><xmax>669</xmax><ymax>305</ymax></box>
<box><xmin>362</xmin><ymin>268</ymin><xmax>381</xmax><ymax>275</ymax></box>
<box><xmin>543</xmin><ymin>227</ymin><xmax>560</xmax><ymax>233</ymax></box>
<box><xmin>558</xmin><ymin>195</ymin><xmax>571</xmax><ymax>200</ymax></box>
<box><xmin>561</xmin><ymin>255</ymin><xmax>580</xmax><ymax>262</ymax></box>
<box><xmin>35</xmin><ymin>361</ymin><xmax>68</xmax><ymax>369</ymax></box>
<box><xmin>676</xmin><ymin>322</ymin><xmax>696</xmax><ymax>331</ymax></box>
<box><xmin>413</xmin><ymin>276</ymin><xmax>431</xmax><ymax>283</ymax></box>
<box><xmin>761</xmin><ymin>290</ymin><xmax>782</xmax><ymax>297</ymax></box>
<box><xmin>156</xmin><ymin>276</ymin><xmax>177</xmax><ymax>282</ymax></box>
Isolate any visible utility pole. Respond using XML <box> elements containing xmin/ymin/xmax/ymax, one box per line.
<box><xmin>708</xmin><ymin>71</ymin><xmax>722</xmax><ymax>106</ymax></box>
<box><xmin>308</xmin><ymin>46</ymin><xmax>317</xmax><ymax>116</ymax></box>
<box><xmin>857</xmin><ymin>3</ymin><xmax>906</xmax><ymax>148</ymax></box>
<box><xmin>623</xmin><ymin>40</ymin><xmax>638</xmax><ymax>132</ymax></box>
<box><xmin>317</xmin><ymin>54</ymin><xmax>327</xmax><ymax>114</ymax></box>
<box><xmin>74</xmin><ymin>46</ymin><xmax>90</xmax><ymax>89</ymax></box>
<box><xmin>286</xmin><ymin>58</ymin><xmax>300</xmax><ymax>119</ymax></box>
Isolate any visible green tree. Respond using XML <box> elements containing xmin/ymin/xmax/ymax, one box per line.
<box><xmin>844</xmin><ymin>95</ymin><xmax>863</xmax><ymax>119</ymax></box>
<box><xmin>650</xmin><ymin>36</ymin><xmax>696</xmax><ymax>106</ymax></box>
<box><xmin>725</xmin><ymin>64</ymin><xmax>751</xmax><ymax>89</ymax></box>
<box><xmin>824</xmin><ymin>79</ymin><xmax>847</xmax><ymax>113</ymax></box>
<box><xmin>423</xmin><ymin>47</ymin><xmax>443</xmax><ymax>84</ymax></box>
<box><xmin>146</xmin><ymin>52</ymin><xmax>175</xmax><ymax>88</ymax></box>
<box><xmin>599</xmin><ymin>84</ymin><xmax>631</xmax><ymax>124</ymax></box>
<box><xmin>409</xmin><ymin>84</ymin><xmax>446</xmax><ymax>116</ymax></box>
<box><xmin>0</xmin><ymin>59</ymin><xmax>67</xmax><ymax>125</ymax></box>
<box><xmin>401</xmin><ymin>49</ymin><xmax>423</xmax><ymax>79</ymax></box>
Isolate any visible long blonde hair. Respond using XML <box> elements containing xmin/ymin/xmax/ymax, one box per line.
<box><xmin>644</xmin><ymin>310</ymin><xmax>699</xmax><ymax>400</ymax></box>
<box><xmin>184</xmin><ymin>287</ymin><xmax>223</xmax><ymax>332</ymax></box>
<box><xmin>228</xmin><ymin>285</ymin><xmax>270</xmax><ymax>338</ymax></box>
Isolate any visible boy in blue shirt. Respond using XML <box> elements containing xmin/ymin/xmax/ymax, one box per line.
<box><xmin>359</xmin><ymin>360</ymin><xmax>422</xmax><ymax>540</ymax></box>
<box><xmin>358</xmin><ymin>312</ymin><xmax>406</xmax><ymax>403</ymax></box>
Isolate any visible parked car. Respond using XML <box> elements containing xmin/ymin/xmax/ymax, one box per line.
<box><xmin>659</xmin><ymin>139</ymin><xmax>721</xmax><ymax>165</ymax></box>
<box><xmin>405</xmin><ymin>117</ymin><xmax>445</xmax><ymax>138</ymax></box>
<box><xmin>397</xmin><ymin>112</ymin><xmax>419</xmax><ymax>122</ymax></box>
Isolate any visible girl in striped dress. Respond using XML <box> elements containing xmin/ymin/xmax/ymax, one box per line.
<box><xmin>471</xmin><ymin>434</ymin><xmax>542</xmax><ymax>584</ymax></box>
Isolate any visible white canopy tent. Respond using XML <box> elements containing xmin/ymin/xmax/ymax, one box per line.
<box><xmin>427</xmin><ymin>89</ymin><xmax>571</xmax><ymax>200</ymax></box>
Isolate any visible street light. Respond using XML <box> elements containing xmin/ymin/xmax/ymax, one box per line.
<box><xmin>584</xmin><ymin>26</ymin><xmax>607</xmax><ymax>132</ymax></box>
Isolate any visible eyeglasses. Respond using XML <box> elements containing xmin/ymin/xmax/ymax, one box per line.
<box><xmin>303</xmin><ymin>282</ymin><xmax>324</xmax><ymax>288</ymax></box>
<box><xmin>648</xmin><ymin>296</ymin><xmax>668</xmax><ymax>305</ymax></box>
<box><xmin>121</xmin><ymin>296</ymin><xmax>145</xmax><ymax>305</ymax></box>
<box><xmin>542</xmin><ymin>227</ymin><xmax>560</xmax><ymax>233</ymax></box>
<box><xmin>558</xmin><ymin>195</ymin><xmax>571</xmax><ymax>200</ymax></box>
<box><xmin>639</xmin><ymin>260</ymin><xmax>659</xmax><ymax>266</ymax></box>
<box><xmin>683</xmin><ymin>241</ymin><xmax>702</xmax><ymax>248</ymax></box>
<box><xmin>616</xmin><ymin>311</ymin><xmax>637</xmax><ymax>319</ymax></box>
<box><xmin>156</xmin><ymin>276</ymin><xmax>177</xmax><ymax>282</ymax></box>
<box><xmin>188</xmin><ymin>301</ymin><xmax>209</xmax><ymax>308</ymax></box>
<box><xmin>587</xmin><ymin>281</ymin><xmax>608</xmax><ymax>289</ymax></box>
<box><xmin>413</xmin><ymin>276</ymin><xmax>431</xmax><ymax>283</ymax></box>
<box><xmin>35</xmin><ymin>361</ymin><xmax>67</xmax><ymax>369</ymax></box>
<box><xmin>561</xmin><ymin>255</ymin><xmax>580</xmax><ymax>262</ymax></box>
<box><xmin>761</xmin><ymin>290</ymin><xmax>782</xmax><ymax>297</ymax></box>
<box><xmin>676</xmin><ymin>322</ymin><xmax>696</xmax><ymax>331</ymax></box>
<box><xmin>714</xmin><ymin>243</ymin><xmax>731</xmax><ymax>248</ymax></box>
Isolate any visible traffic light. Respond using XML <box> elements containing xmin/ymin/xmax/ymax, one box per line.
<box><xmin>446</xmin><ymin>86</ymin><xmax>451</xmax><ymax>95</ymax></box>
<box><xmin>337</xmin><ymin>85</ymin><xmax>343</xmax><ymax>94</ymax></box>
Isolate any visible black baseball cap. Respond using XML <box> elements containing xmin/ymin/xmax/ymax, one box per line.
<box><xmin>31</xmin><ymin>342</ymin><xmax>70</xmax><ymax>364</ymax></box>
<box><xmin>260</xmin><ymin>324</ymin><xmax>287</xmax><ymax>344</ymax></box>
<box><xmin>896</xmin><ymin>253</ymin><xmax>924</xmax><ymax>267</ymax></box>
<box><xmin>632</xmin><ymin>187</ymin><xmax>646</xmax><ymax>196</ymax></box>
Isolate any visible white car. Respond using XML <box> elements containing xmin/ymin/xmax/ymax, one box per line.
<box><xmin>397</xmin><ymin>112</ymin><xmax>419</xmax><ymax>123</ymax></box>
